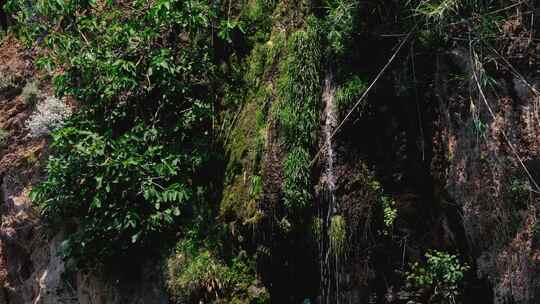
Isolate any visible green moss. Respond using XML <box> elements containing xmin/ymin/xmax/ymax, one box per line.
<box><xmin>221</xmin><ymin>101</ymin><xmax>260</xmax><ymax>223</ymax></box>
<box><xmin>220</xmin><ymin>22</ymin><xmax>287</xmax><ymax>227</ymax></box>
<box><xmin>272</xmin><ymin>0</ymin><xmax>312</xmax><ymax>30</ymax></box>
<box><xmin>246</xmin><ymin>44</ymin><xmax>268</xmax><ymax>86</ymax></box>
<box><xmin>245</xmin><ymin>32</ymin><xmax>286</xmax><ymax>86</ymax></box>
<box><xmin>220</xmin><ymin>51</ymin><xmax>275</xmax><ymax>226</ymax></box>
<box><xmin>265</xmin><ymin>32</ymin><xmax>286</xmax><ymax>69</ymax></box>
<box><xmin>219</xmin><ymin>100</ymin><xmax>265</xmax><ymax>223</ymax></box>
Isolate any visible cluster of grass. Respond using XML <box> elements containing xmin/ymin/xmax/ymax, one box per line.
<box><xmin>334</xmin><ymin>75</ymin><xmax>367</xmax><ymax>118</ymax></box>
<box><xmin>282</xmin><ymin>147</ymin><xmax>312</xmax><ymax>210</ymax></box>
<box><xmin>409</xmin><ymin>0</ymin><xmax>515</xmax><ymax>50</ymax></box>
<box><xmin>276</xmin><ymin>18</ymin><xmax>322</xmax><ymax>218</ymax></box>
<box><xmin>323</xmin><ymin>0</ymin><xmax>359</xmax><ymax>56</ymax></box>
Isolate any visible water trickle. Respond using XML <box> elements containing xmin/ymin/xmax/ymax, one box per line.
<box><xmin>322</xmin><ymin>73</ymin><xmax>337</xmax><ymax>199</ymax></box>
<box><xmin>319</xmin><ymin>72</ymin><xmax>342</xmax><ymax>304</ymax></box>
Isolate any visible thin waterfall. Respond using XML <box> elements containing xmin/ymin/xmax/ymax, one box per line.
<box><xmin>319</xmin><ymin>71</ymin><xmax>341</xmax><ymax>304</ymax></box>
<box><xmin>322</xmin><ymin>72</ymin><xmax>337</xmax><ymax>201</ymax></box>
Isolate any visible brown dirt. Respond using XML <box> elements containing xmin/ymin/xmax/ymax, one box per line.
<box><xmin>0</xmin><ymin>36</ymin><xmax>46</xmax><ymax>173</ymax></box>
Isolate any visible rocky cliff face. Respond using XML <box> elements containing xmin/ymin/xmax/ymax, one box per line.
<box><xmin>434</xmin><ymin>49</ymin><xmax>540</xmax><ymax>303</ymax></box>
<box><xmin>1</xmin><ymin>1</ymin><xmax>540</xmax><ymax>303</ymax></box>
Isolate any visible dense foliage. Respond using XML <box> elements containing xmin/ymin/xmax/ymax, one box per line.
<box><xmin>7</xmin><ymin>0</ymin><xmax>222</xmax><ymax>266</ymax></box>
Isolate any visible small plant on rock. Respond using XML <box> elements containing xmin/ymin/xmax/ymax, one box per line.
<box><xmin>21</xmin><ymin>80</ymin><xmax>40</xmax><ymax>106</ymax></box>
<box><xmin>0</xmin><ymin>71</ymin><xmax>16</xmax><ymax>93</ymax></box>
<box><xmin>381</xmin><ymin>196</ymin><xmax>397</xmax><ymax>236</ymax></box>
<box><xmin>0</xmin><ymin>128</ymin><xmax>8</xmax><ymax>148</ymax></box>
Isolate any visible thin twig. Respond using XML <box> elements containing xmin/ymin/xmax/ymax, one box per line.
<box><xmin>486</xmin><ymin>2</ymin><xmax>522</xmax><ymax>16</ymax></box>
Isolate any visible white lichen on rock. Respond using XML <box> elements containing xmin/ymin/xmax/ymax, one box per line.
<box><xmin>26</xmin><ymin>96</ymin><xmax>71</xmax><ymax>138</ymax></box>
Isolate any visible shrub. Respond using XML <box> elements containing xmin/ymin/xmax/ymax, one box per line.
<box><xmin>242</xmin><ymin>0</ymin><xmax>275</xmax><ymax>44</ymax></box>
<box><xmin>25</xmin><ymin>96</ymin><xmax>71</xmax><ymax>138</ymax></box>
<box><xmin>21</xmin><ymin>80</ymin><xmax>40</xmax><ymax>105</ymax></box>
<box><xmin>166</xmin><ymin>241</ymin><xmax>268</xmax><ymax>303</ymax></box>
<box><xmin>400</xmin><ymin>250</ymin><xmax>470</xmax><ymax>303</ymax></box>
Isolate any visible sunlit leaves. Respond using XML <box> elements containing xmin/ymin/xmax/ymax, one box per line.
<box><xmin>15</xmin><ymin>0</ymin><xmax>219</xmax><ymax>267</ymax></box>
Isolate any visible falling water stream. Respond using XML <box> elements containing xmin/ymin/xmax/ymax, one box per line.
<box><xmin>320</xmin><ymin>72</ymin><xmax>341</xmax><ymax>304</ymax></box>
<box><xmin>322</xmin><ymin>72</ymin><xmax>337</xmax><ymax>205</ymax></box>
